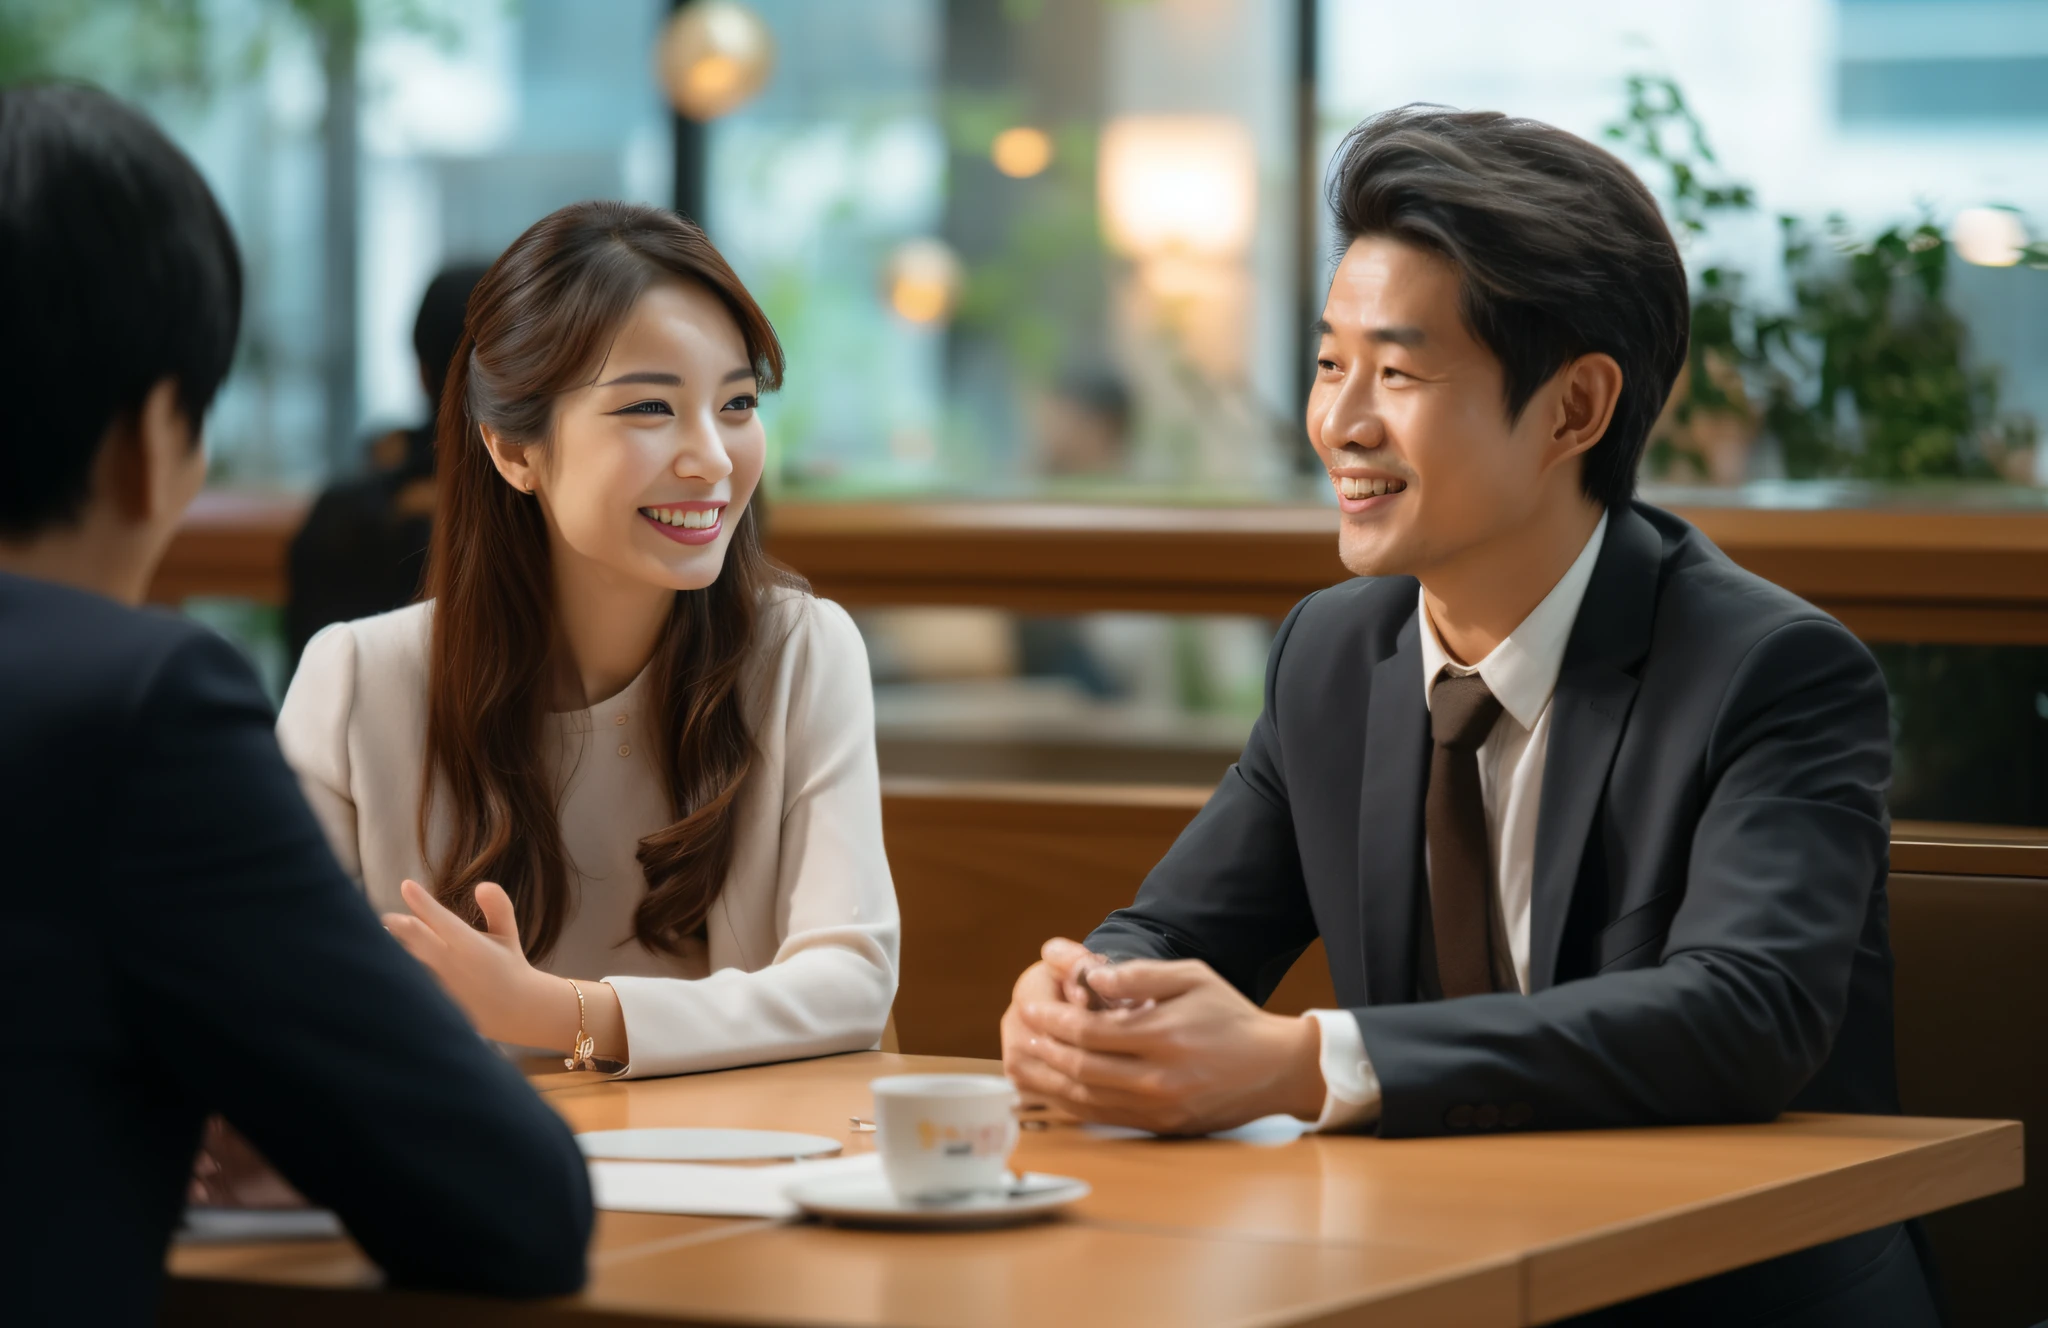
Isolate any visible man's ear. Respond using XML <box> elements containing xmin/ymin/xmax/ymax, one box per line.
<box><xmin>1545</xmin><ymin>352</ymin><xmax>1624</xmax><ymax>470</ymax></box>
<box><xmin>478</xmin><ymin>424</ymin><xmax>538</xmax><ymax>494</ymax></box>
<box><xmin>132</xmin><ymin>378</ymin><xmax>203</xmax><ymax>523</ymax></box>
<box><xmin>96</xmin><ymin>379</ymin><xmax>191</xmax><ymax>523</ymax></box>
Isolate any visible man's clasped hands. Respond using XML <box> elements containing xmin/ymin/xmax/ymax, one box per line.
<box><xmin>999</xmin><ymin>938</ymin><xmax>1329</xmax><ymax>1135</ymax></box>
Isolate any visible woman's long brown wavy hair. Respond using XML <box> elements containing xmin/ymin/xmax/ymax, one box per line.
<box><xmin>421</xmin><ymin>200</ymin><xmax>803</xmax><ymax>963</ymax></box>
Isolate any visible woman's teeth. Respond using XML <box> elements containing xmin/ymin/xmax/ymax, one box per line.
<box><xmin>1337</xmin><ymin>476</ymin><xmax>1407</xmax><ymax>499</ymax></box>
<box><xmin>641</xmin><ymin>506</ymin><xmax>720</xmax><ymax>529</ymax></box>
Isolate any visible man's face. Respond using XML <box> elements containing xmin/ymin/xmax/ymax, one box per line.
<box><xmin>1307</xmin><ymin>236</ymin><xmax>1570</xmax><ymax>579</ymax></box>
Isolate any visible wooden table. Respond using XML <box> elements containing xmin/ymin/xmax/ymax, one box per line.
<box><xmin>165</xmin><ymin>1053</ymin><xmax>2022</xmax><ymax>1327</ymax></box>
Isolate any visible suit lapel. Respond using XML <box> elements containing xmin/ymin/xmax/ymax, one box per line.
<box><xmin>1358</xmin><ymin>609</ymin><xmax>1429</xmax><ymax>1006</ymax></box>
<box><xmin>1528</xmin><ymin>504</ymin><xmax>1663</xmax><ymax>991</ymax></box>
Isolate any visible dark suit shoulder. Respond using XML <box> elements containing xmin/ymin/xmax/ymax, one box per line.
<box><xmin>1629</xmin><ymin>503</ymin><xmax>1885</xmax><ymax>782</ymax></box>
<box><xmin>1636</xmin><ymin>502</ymin><xmax>1868</xmax><ymax>666</ymax></box>
<box><xmin>0</xmin><ymin>573</ymin><xmax>255</xmax><ymax>751</ymax></box>
<box><xmin>1280</xmin><ymin>574</ymin><xmax>1418</xmax><ymax>661</ymax></box>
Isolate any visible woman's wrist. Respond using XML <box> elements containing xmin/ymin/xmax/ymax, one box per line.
<box><xmin>495</xmin><ymin>969</ymin><xmax>580</xmax><ymax>1051</ymax></box>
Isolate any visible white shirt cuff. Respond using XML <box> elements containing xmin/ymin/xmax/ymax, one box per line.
<box><xmin>1299</xmin><ymin>1008</ymin><xmax>1382</xmax><ymax>1132</ymax></box>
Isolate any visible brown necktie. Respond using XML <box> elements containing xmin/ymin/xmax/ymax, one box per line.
<box><xmin>1427</xmin><ymin>671</ymin><xmax>1504</xmax><ymax>999</ymax></box>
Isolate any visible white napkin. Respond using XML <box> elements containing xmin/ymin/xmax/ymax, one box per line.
<box><xmin>588</xmin><ymin>1151</ymin><xmax>883</xmax><ymax>1218</ymax></box>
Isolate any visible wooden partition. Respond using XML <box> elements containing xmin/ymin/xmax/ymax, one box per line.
<box><xmin>881</xmin><ymin>778</ymin><xmax>1335</xmax><ymax>1059</ymax></box>
<box><xmin>770</xmin><ymin>499</ymin><xmax>2048</xmax><ymax>644</ymax></box>
<box><xmin>153</xmin><ymin>492</ymin><xmax>2048</xmax><ymax>645</ymax></box>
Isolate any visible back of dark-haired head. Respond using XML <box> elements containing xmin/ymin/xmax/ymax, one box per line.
<box><xmin>1326</xmin><ymin>105</ymin><xmax>1688</xmax><ymax>508</ymax></box>
<box><xmin>412</xmin><ymin>261</ymin><xmax>492</xmax><ymax>412</ymax></box>
<box><xmin>0</xmin><ymin>83</ymin><xmax>242</xmax><ymax>538</ymax></box>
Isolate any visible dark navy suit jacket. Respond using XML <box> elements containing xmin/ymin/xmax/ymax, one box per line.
<box><xmin>0</xmin><ymin>572</ymin><xmax>592</xmax><ymax>1325</ymax></box>
<box><xmin>1089</xmin><ymin>502</ymin><xmax>1936</xmax><ymax>1326</ymax></box>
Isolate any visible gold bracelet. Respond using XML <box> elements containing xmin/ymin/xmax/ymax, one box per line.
<box><xmin>564</xmin><ymin>979</ymin><xmax>598</xmax><ymax>1072</ymax></box>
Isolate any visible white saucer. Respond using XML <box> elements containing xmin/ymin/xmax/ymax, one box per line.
<box><xmin>786</xmin><ymin>1172</ymin><xmax>1090</xmax><ymax>1229</ymax></box>
<box><xmin>575</xmin><ymin>1128</ymin><xmax>843</xmax><ymax>1162</ymax></box>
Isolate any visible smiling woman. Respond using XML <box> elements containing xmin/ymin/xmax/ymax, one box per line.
<box><xmin>274</xmin><ymin>201</ymin><xmax>900</xmax><ymax>1080</ymax></box>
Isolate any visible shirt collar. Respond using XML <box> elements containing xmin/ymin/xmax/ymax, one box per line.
<box><xmin>1418</xmin><ymin>510</ymin><xmax>1609</xmax><ymax>731</ymax></box>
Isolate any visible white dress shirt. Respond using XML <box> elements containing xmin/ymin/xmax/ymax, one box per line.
<box><xmin>1302</xmin><ymin>513</ymin><xmax>1609</xmax><ymax>1130</ymax></box>
<box><xmin>276</xmin><ymin>590</ymin><xmax>901</xmax><ymax>1080</ymax></box>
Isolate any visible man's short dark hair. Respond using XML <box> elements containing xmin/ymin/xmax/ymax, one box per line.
<box><xmin>0</xmin><ymin>83</ymin><xmax>242</xmax><ymax>538</ymax></box>
<box><xmin>1327</xmin><ymin>105</ymin><xmax>1688</xmax><ymax>508</ymax></box>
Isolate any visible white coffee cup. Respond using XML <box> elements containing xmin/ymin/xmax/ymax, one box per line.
<box><xmin>869</xmin><ymin>1073</ymin><xmax>1019</xmax><ymax>1202</ymax></box>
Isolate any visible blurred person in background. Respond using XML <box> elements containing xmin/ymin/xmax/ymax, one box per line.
<box><xmin>277</xmin><ymin>201</ymin><xmax>899</xmax><ymax>1082</ymax></box>
<box><xmin>0</xmin><ymin>83</ymin><xmax>591</xmax><ymax>1324</ymax></box>
<box><xmin>1029</xmin><ymin>367</ymin><xmax>1134</xmax><ymax>481</ymax></box>
<box><xmin>1018</xmin><ymin>367</ymin><xmax>1135</xmax><ymax>697</ymax></box>
<box><xmin>284</xmin><ymin>261</ymin><xmax>489</xmax><ymax>670</ymax></box>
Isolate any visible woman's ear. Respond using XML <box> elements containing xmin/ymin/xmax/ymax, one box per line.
<box><xmin>478</xmin><ymin>424</ymin><xmax>538</xmax><ymax>495</ymax></box>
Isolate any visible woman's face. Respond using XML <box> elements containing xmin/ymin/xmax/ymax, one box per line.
<box><xmin>495</xmin><ymin>279</ymin><xmax>765</xmax><ymax>593</ymax></box>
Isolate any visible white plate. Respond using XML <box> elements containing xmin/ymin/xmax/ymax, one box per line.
<box><xmin>786</xmin><ymin>1171</ymin><xmax>1090</xmax><ymax>1229</ymax></box>
<box><xmin>575</xmin><ymin>1128</ymin><xmax>843</xmax><ymax>1162</ymax></box>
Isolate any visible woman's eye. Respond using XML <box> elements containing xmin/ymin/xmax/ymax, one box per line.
<box><xmin>617</xmin><ymin>399</ymin><xmax>673</xmax><ymax>416</ymax></box>
<box><xmin>1382</xmin><ymin>366</ymin><xmax>1411</xmax><ymax>382</ymax></box>
<box><xmin>1317</xmin><ymin>359</ymin><xmax>1340</xmax><ymax>373</ymax></box>
<box><xmin>723</xmin><ymin>394</ymin><xmax>759</xmax><ymax>412</ymax></box>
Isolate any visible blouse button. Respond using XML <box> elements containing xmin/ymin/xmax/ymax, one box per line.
<box><xmin>618</xmin><ymin>744</ymin><xmax>631</xmax><ymax>757</ymax></box>
<box><xmin>614</xmin><ymin>713</ymin><xmax>628</xmax><ymax>726</ymax></box>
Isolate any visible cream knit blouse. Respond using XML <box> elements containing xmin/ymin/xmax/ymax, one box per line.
<box><xmin>275</xmin><ymin>590</ymin><xmax>899</xmax><ymax>1079</ymax></box>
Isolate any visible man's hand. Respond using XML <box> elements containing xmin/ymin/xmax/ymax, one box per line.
<box><xmin>383</xmin><ymin>879</ymin><xmax>566</xmax><ymax>1046</ymax></box>
<box><xmin>1004</xmin><ymin>953</ymin><xmax>1328</xmax><ymax>1135</ymax></box>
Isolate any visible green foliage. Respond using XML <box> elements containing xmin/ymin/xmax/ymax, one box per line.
<box><xmin>1602</xmin><ymin>75</ymin><xmax>1754</xmax><ymax>238</ymax></box>
<box><xmin>1756</xmin><ymin>215</ymin><xmax>2016</xmax><ymax>479</ymax></box>
<box><xmin>1607</xmin><ymin>72</ymin><xmax>2039</xmax><ymax>482</ymax></box>
<box><xmin>0</xmin><ymin>0</ymin><xmax>210</xmax><ymax>94</ymax></box>
<box><xmin>0</xmin><ymin>0</ymin><xmax>474</xmax><ymax>96</ymax></box>
<box><xmin>1603</xmin><ymin>74</ymin><xmax>1756</xmax><ymax>462</ymax></box>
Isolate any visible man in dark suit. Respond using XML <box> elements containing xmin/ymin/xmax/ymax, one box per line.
<box><xmin>1001</xmin><ymin>107</ymin><xmax>1935</xmax><ymax>1325</ymax></box>
<box><xmin>0</xmin><ymin>84</ymin><xmax>591</xmax><ymax>1324</ymax></box>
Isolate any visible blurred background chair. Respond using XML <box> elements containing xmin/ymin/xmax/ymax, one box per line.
<box><xmin>1889</xmin><ymin>828</ymin><xmax>2048</xmax><ymax>1328</ymax></box>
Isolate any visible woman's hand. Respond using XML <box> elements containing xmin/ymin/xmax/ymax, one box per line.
<box><xmin>383</xmin><ymin>879</ymin><xmax>572</xmax><ymax>1048</ymax></box>
<box><xmin>188</xmin><ymin>1116</ymin><xmax>307</xmax><ymax>1210</ymax></box>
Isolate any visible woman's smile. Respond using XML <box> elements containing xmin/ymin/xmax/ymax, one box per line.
<box><xmin>638</xmin><ymin>501</ymin><xmax>725</xmax><ymax>545</ymax></box>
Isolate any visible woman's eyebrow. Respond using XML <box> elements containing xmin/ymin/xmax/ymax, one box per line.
<box><xmin>596</xmin><ymin>370</ymin><xmax>682</xmax><ymax>387</ymax></box>
<box><xmin>720</xmin><ymin>367</ymin><xmax>756</xmax><ymax>384</ymax></box>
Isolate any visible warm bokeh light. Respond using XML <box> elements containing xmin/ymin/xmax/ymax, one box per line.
<box><xmin>1953</xmin><ymin>207</ymin><xmax>2027</xmax><ymax>267</ymax></box>
<box><xmin>1098</xmin><ymin>115</ymin><xmax>1256</xmax><ymax>259</ymax></box>
<box><xmin>884</xmin><ymin>238</ymin><xmax>964</xmax><ymax>324</ymax></box>
<box><xmin>658</xmin><ymin>1</ymin><xmax>776</xmax><ymax>122</ymax></box>
<box><xmin>991</xmin><ymin>126</ymin><xmax>1054</xmax><ymax>178</ymax></box>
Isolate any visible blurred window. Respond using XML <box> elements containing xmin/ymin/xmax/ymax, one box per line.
<box><xmin>8</xmin><ymin>0</ymin><xmax>675</xmax><ymax>487</ymax></box>
<box><xmin>706</xmin><ymin>0</ymin><xmax>1313</xmax><ymax>503</ymax></box>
